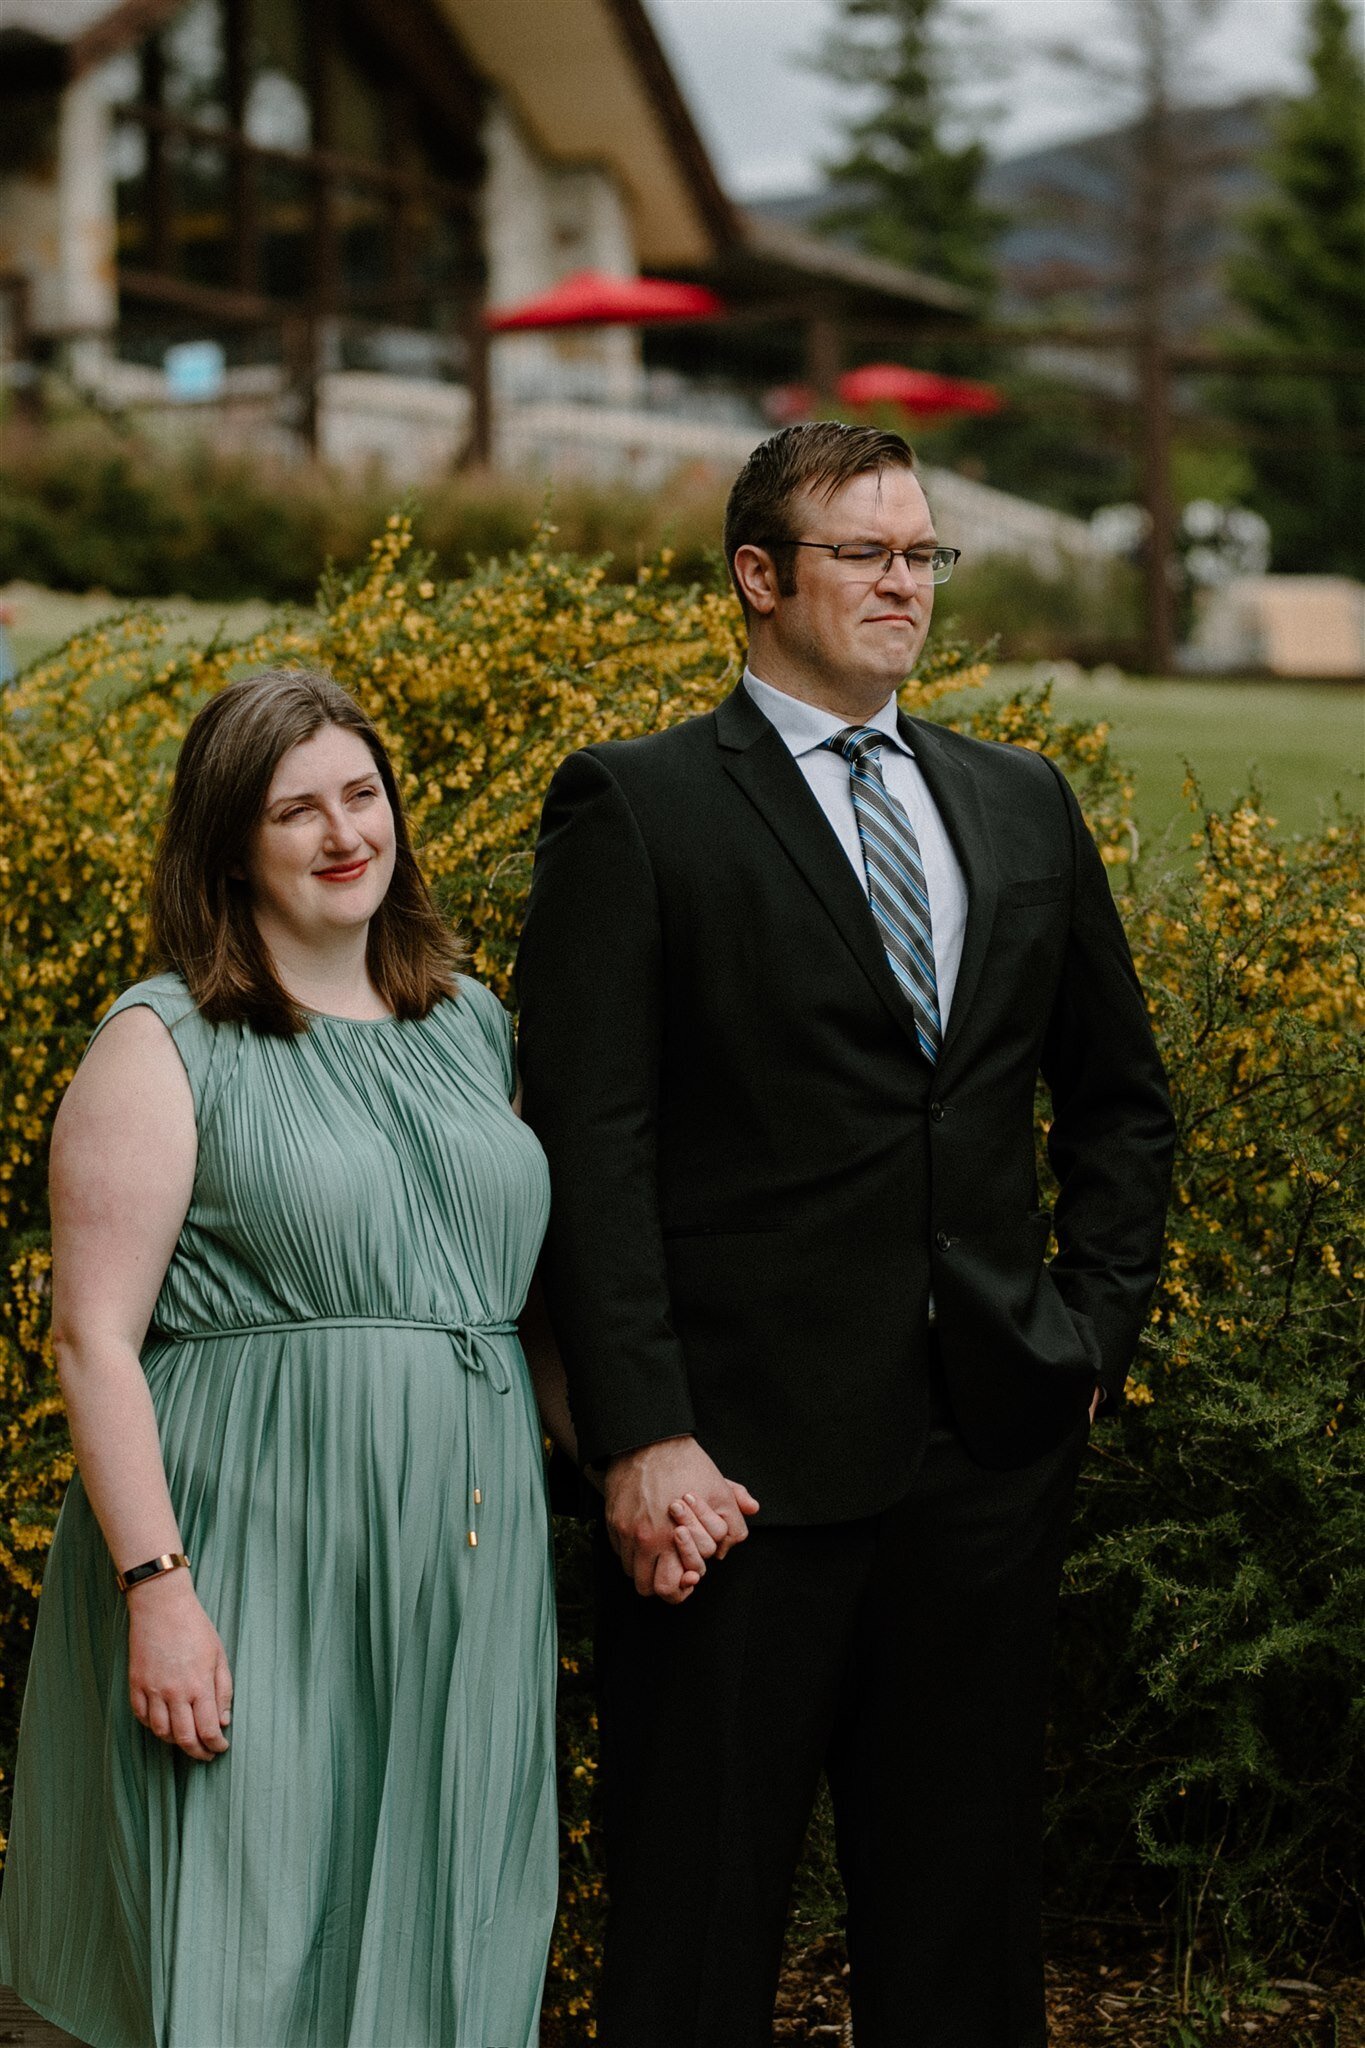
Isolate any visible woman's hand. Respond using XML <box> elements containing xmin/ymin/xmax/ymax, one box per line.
<box><xmin>667</xmin><ymin>1491</ymin><xmax>732</xmax><ymax>1584</ymax></box>
<box><xmin>127</xmin><ymin>1571</ymin><xmax>233</xmax><ymax>1763</ymax></box>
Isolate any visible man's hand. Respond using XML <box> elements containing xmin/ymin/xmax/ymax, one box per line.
<box><xmin>604</xmin><ymin>1436</ymin><xmax>759</xmax><ymax>1603</ymax></box>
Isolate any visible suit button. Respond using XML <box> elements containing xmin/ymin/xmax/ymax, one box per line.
<box><xmin>930</xmin><ymin>1101</ymin><xmax>945</xmax><ymax>1122</ymax></box>
<box><xmin>935</xmin><ymin>1229</ymin><xmax>953</xmax><ymax>1252</ymax></box>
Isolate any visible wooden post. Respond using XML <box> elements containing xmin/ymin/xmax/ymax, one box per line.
<box><xmin>1137</xmin><ymin>327</ymin><xmax>1176</xmax><ymax>676</ymax></box>
<box><xmin>461</xmin><ymin>293</ymin><xmax>492</xmax><ymax>470</ymax></box>
<box><xmin>1133</xmin><ymin>4</ymin><xmax>1178</xmax><ymax>677</ymax></box>
<box><xmin>804</xmin><ymin>307</ymin><xmax>841</xmax><ymax>404</ymax></box>
<box><xmin>282</xmin><ymin>312</ymin><xmax>319</xmax><ymax>458</ymax></box>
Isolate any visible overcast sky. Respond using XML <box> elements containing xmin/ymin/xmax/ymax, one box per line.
<box><xmin>643</xmin><ymin>0</ymin><xmax>1312</xmax><ymax>197</ymax></box>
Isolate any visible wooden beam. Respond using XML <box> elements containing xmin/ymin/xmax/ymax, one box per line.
<box><xmin>910</xmin><ymin>320</ymin><xmax>1365</xmax><ymax>380</ymax></box>
<box><xmin>804</xmin><ymin>310</ymin><xmax>842</xmax><ymax>400</ymax></box>
<box><xmin>343</xmin><ymin>0</ymin><xmax>485</xmax><ymax>183</ymax></box>
<box><xmin>118</xmin><ymin>267</ymin><xmax>281</xmax><ymax>323</ymax></box>
<box><xmin>66</xmin><ymin>0</ymin><xmax>182</xmax><ymax>79</ymax></box>
<box><xmin>119</xmin><ymin>101</ymin><xmax>478</xmax><ymax>206</ymax></box>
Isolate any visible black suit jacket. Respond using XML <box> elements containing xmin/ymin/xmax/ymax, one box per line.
<box><xmin>515</xmin><ymin>683</ymin><xmax>1175</xmax><ymax>1521</ymax></box>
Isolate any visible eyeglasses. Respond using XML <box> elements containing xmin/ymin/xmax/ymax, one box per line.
<box><xmin>777</xmin><ymin>541</ymin><xmax>962</xmax><ymax>585</ymax></box>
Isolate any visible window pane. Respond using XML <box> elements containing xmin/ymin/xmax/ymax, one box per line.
<box><xmin>408</xmin><ymin>193</ymin><xmax>468</xmax><ymax>315</ymax></box>
<box><xmin>339</xmin><ymin>181</ymin><xmax>394</xmax><ymax>300</ymax></box>
<box><xmin>258</xmin><ymin>156</ymin><xmax>314</xmax><ymax>300</ymax></box>
<box><xmin>111</xmin><ymin>120</ymin><xmax>148</xmax><ymax>260</ymax></box>
<box><xmin>245</xmin><ymin>0</ymin><xmax>311</xmax><ymax>149</ymax></box>
<box><xmin>162</xmin><ymin>0</ymin><xmax>228</xmax><ymax>126</ymax></box>
<box><xmin>168</xmin><ymin>133</ymin><xmax>233</xmax><ymax>288</ymax></box>
<box><xmin>330</xmin><ymin>39</ymin><xmax>389</xmax><ymax>164</ymax></box>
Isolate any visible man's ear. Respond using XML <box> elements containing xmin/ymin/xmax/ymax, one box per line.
<box><xmin>732</xmin><ymin>544</ymin><xmax>781</xmax><ymax>618</ymax></box>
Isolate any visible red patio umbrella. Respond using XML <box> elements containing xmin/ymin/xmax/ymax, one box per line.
<box><xmin>485</xmin><ymin>269</ymin><xmax>726</xmax><ymax>332</ymax></box>
<box><xmin>836</xmin><ymin>362</ymin><xmax>1003</xmax><ymax>418</ymax></box>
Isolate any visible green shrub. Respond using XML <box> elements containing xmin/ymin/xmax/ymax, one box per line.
<box><xmin>0</xmin><ymin>418</ymin><xmax>726</xmax><ymax>603</ymax></box>
<box><xmin>941</xmin><ymin>549</ymin><xmax>1145</xmax><ymax>667</ymax></box>
<box><xmin>1047</xmin><ymin>788</ymin><xmax>1365</xmax><ymax>1965</ymax></box>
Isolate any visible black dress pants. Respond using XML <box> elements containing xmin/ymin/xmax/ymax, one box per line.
<box><xmin>593</xmin><ymin>1385</ymin><xmax>1089</xmax><ymax>2048</ymax></box>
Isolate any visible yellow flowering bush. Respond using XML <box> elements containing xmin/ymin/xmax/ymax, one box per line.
<box><xmin>1047</xmin><ymin>784</ymin><xmax>1364</xmax><ymax>1967</ymax></box>
<box><xmin>0</xmin><ymin>518</ymin><xmax>1118</xmax><ymax>2029</ymax></box>
<box><xmin>0</xmin><ymin>516</ymin><xmax>1357</xmax><ymax>2010</ymax></box>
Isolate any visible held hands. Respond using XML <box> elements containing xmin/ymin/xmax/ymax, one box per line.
<box><xmin>604</xmin><ymin>1435</ymin><xmax>759</xmax><ymax>1605</ymax></box>
<box><xmin>126</xmin><ymin>1569</ymin><xmax>233</xmax><ymax>1763</ymax></box>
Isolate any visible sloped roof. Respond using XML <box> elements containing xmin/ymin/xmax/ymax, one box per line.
<box><xmin>734</xmin><ymin>218</ymin><xmax>976</xmax><ymax>318</ymax></box>
<box><xmin>436</xmin><ymin>0</ymin><xmax>733</xmax><ymax>265</ymax></box>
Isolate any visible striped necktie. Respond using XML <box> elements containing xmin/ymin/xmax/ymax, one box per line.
<box><xmin>824</xmin><ymin>725</ymin><xmax>942</xmax><ymax>1063</ymax></box>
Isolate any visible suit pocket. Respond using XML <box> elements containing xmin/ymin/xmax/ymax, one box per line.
<box><xmin>1000</xmin><ymin>874</ymin><xmax>1064</xmax><ymax>907</ymax></box>
<box><xmin>939</xmin><ymin>1211</ymin><xmax>1094</xmax><ymax>1378</ymax></box>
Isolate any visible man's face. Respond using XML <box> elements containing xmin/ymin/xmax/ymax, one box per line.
<box><xmin>761</xmin><ymin>467</ymin><xmax>938</xmax><ymax>701</ymax></box>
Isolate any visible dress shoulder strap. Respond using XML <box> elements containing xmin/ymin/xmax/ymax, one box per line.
<box><xmin>87</xmin><ymin>973</ymin><xmax>238</xmax><ymax>1127</ymax></box>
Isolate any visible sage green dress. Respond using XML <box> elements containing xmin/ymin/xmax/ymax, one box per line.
<box><xmin>0</xmin><ymin>973</ymin><xmax>558</xmax><ymax>2048</ymax></box>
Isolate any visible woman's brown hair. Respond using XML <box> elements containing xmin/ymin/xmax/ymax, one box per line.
<box><xmin>147</xmin><ymin>666</ymin><xmax>463</xmax><ymax>1034</ymax></box>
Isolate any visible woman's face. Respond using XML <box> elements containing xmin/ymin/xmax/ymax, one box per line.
<box><xmin>244</xmin><ymin>724</ymin><xmax>397</xmax><ymax>948</ymax></box>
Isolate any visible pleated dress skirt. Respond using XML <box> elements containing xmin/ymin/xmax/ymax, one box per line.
<box><xmin>0</xmin><ymin>974</ymin><xmax>559</xmax><ymax>2048</ymax></box>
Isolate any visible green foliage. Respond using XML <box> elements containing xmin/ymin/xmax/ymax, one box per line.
<box><xmin>916</xmin><ymin>375</ymin><xmax>1136</xmax><ymax>523</ymax></box>
<box><xmin>1222</xmin><ymin>0</ymin><xmax>1365</xmax><ymax>574</ymax></box>
<box><xmin>0</xmin><ymin>418</ymin><xmax>725</xmax><ymax>603</ymax></box>
<box><xmin>811</xmin><ymin>0</ymin><xmax>1002</xmax><ymax>300</ymax></box>
<box><xmin>939</xmin><ymin>549</ymin><xmax>1145</xmax><ymax>667</ymax></box>
<box><xmin>1045</xmin><ymin>788</ymin><xmax>1365</xmax><ymax>1962</ymax></box>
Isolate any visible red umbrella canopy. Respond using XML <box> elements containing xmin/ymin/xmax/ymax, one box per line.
<box><xmin>836</xmin><ymin>362</ymin><xmax>1003</xmax><ymax>418</ymax></box>
<box><xmin>485</xmin><ymin>269</ymin><xmax>726</xmax><ymax>332</ymax></box>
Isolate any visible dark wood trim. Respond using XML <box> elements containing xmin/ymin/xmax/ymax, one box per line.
<box><xmin>0</xmin><ymin>271</ymin><xmax>33</xmax><ymax>358</ymax></box>
<box><xmin>911</xmin><ymin>319</ymin><xmax>1365</xmax><ymax>379</ymax></box>
<box><xmin>141</xmin><ymin>36</ymin><xmax>171</xmax><ymax>277</ymax></box>
<box><xmin>118</xmin><ymin>266</ymin><xmax>281</xmax><ymax>322</ymax></box>
<box><xmin>460</xmin><ymin>294</ymin><xmax>492</xmax><ymax>469</ymax></box>
<box><xmin>223</xmin><ymin>0</ymin><xmax>256</xmax><ymax>294</ymax></box>
<box><xmin>344</xmin><ymin>0</ymin><xmax>485</xmax><ymax>181</ymax></box>
<box><xmin>600</xmin><ymin>0</ymin><xmax>739</xmax><ymax>254</ymax></box>
<box><xmin>304</xmin><ymin>0</ymin><xmax>336</xmax><ymax>314</ymax></box>
<box><xmin>118</xmin><ymin>101</ymin><xmax>476</xmax><ymax>206</ymax></box>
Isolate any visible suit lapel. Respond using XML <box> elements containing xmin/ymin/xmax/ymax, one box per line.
<box><xmin>715</xmin><ymin>686</ymin><xmax>924</xmax><ymax>1051</ymax></box>
<box><xmin>901</xmin><ymin>712</ymin><xmax>1000</xmax><ymax>1069</ymax></box>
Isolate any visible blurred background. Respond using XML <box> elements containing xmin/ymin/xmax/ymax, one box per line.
<box><xmin>0</xmin><ymin>0</ymin><xmax>1360</xmax><ymax>819</ymax></box>
<box><xmin>0</xmin><ymin>10</ymin><xmax>1362</xmax><ymax>2043</ymax></box>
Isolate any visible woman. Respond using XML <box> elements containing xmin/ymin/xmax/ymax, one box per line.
<box><xmin>0</xmin><ymin>668</ymin><xmax>575</xmax><ymax>2047</ymax></box>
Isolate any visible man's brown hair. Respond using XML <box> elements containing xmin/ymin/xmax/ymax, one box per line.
<box><xmin>147</xmin><ymin>666</ymin><xmax>462</xmax><ymax>1035</ymax></box>
<box><xmin>722</xmin><ymin>421</ymin><xmax>917</xmax><ymax>619</ymax></box>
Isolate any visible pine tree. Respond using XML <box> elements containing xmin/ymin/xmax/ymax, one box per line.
<box><xmin>814</xmin><ymin>0</ymin><xmax>1000</xmax><ymax>301</ymax></box>
<box><xmin>1223</xmin><ymin>0</ymin><xmax>1365</xmax><ymax>574</ymax></box>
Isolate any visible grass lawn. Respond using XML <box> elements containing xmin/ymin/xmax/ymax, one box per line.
<box><xmin>0</xmin><ymin>581</ymin><xmax>279</xmax><ymax>676</ymax></box>
<box><xmin>938</xmin><ymin>665</ymin><xmax>1364</xmax><ymax>861</ymax></box>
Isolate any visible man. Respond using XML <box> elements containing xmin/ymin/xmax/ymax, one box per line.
<box><xmin>515</xmin><ymin>422</ymin><xmax>1175</xmax><ymax>2046</ymax></box>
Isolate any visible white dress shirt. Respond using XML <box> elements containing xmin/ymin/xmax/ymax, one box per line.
<box><xmin>742</xmin><ymin>668</ymin><xmax>969</xmax><ymax>1027</ymax></box>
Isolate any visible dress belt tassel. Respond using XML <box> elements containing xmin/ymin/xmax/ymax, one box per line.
<box><xmin>155</xmin><ymin>1314</ymin><xmax>520</xmax><ymax>1553</ymax></box>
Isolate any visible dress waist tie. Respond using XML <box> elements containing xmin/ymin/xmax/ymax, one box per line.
<box><xmin>155</xmin><ymin>1314</ymin><xmax>521</xmax><ymax>1552</ymax></box>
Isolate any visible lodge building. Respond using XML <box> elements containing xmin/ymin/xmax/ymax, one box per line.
<box><xmin>0</xmin><ymin>0</ymin><xmax>998</xmax><ymax>481</ymax></box>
